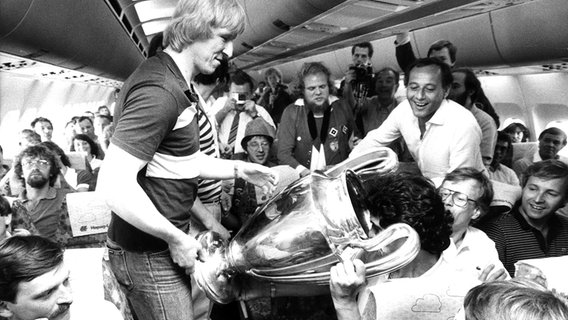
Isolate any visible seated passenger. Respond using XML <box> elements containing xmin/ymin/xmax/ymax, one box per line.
<box><xmin>0</xmin><ymin>195</ymin><xmax>11</xmax><ymax>240</ymax></box>
<box><xmin>71</xmin><ymin>134</ymin><xmax>103</xmax><ymax>171</ymax></box>
<box><xmin>93</xmin><ymin>114</ymin><xmax>112</xmax><ymax>143</ymax></box>
<box><xmin>64</xmin><ymin>119</ymin><xmax>78</xmax><ymax>151</ymax></box>
<box><xmin>10</xmin><ymin>145</ymin><xmax>75</xmax><ymax>244</ymax></box>
<box><xmin>504</xmin><ymin>122</ymin><xmax>530</xmax><ymax>143</ymax></box>
<box><xmin>0</xmin><ymin>144</ymin><xmax>9</xmax><ymax>180</ymax></box>
<box><xmin>448</xmin><ymin>68</ymin><xmax>497</xmax><ymax>167</ymax></box>
<box><xmin>216</xmin><ymin>70</ymin><xmax>275</xmax><ymax>159</ymax></box>
<box><xmin>277</xmin><ymin>62</ymin><xmax>354</xmax><ymax>177</ymax></box>
<box><xmin>0</xmin><ymin>130</ymin><xmax>42</xmax><ymax>197</ymax></box>
<box><xmin>489</xmin><ymin>131</ymin><xmax>520</xmax><ymax>186</ymax></box>
<box><xmin>75</xmin><ymin>116</ymin><xmax>105</xmax><ymax>159</ymax></box>
<box><xmin>479</xmin><ymin>159</ymin><xmax>568</xmax><ymax>276</ymax></box>
<box><xmin>31</xmin><ymin>117</ymin><xmax>54</xmax><ymax>142</ymax></box>
<box><xmin>513</xmin><ymin>127</ymin><xmax>568</xmax><ymax>179</ymax></box>
<box><xmin>0</xmin><ymin>235</ymin><xmax>122</xmax><ymax>320</ymax></box>
<box><xmin>439</xmin><ymin>168</ymin><xmax>508</xmax><ymax>280</ymax></box>
<box><xmin>98</xmin><ymin>105</ymin><xmax>112</xmax><ymax>117</ymax></box>
<box><xmin>42</xmin><ymin>141</ymin><xmax>95</xmax><ymax>192</ymax></box>
<box><xmin>222</xmin><ymin>118</ymin><xmax>277</xmax><ymax>230</ymax></box>
<box><xmin>462</xmin><ymin>279</ymin><xmax>568</xmax><ymax>320</ymax></box>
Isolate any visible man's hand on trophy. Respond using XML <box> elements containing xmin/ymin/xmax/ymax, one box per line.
<box><xmin>168</xmin><ymin>232</ymin><xmax>203</xmax><ymax>275</ymax></box>
<box><xmin>237</xmin><ymin>161</ymin><xmax>279</xmax><ymax>196</ymax></box>
<box><xmin>330</xmin><ymin>259</ymin><xmax>366</xmax><ymax>305</ymax></box>
<box><xmin>358</xmin><ymin>146</ymin><xmax>399</xmax><ymax>174</ymax></box>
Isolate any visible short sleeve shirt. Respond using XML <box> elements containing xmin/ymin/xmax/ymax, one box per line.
<box><xmin>109</xmin><ymin>52</ymin><xmax>200</xmax><ymax>252</ymax></box>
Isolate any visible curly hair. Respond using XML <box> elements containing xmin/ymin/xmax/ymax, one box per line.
<box><xmin>14</xmin><ymin>145</ymin><xmax>61</xmax><ymax>187</ymax></box>
<box><xmin>364</xmin><ymin>173</ymin><xmax>453</xmax><ymax>255</ymax></box>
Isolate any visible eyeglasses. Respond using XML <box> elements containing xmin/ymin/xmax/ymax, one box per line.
<box><xmin>22</xmin><ymin>159</ymin><xmax>50</xmax><ymax>169</ymax></box>
<box><xmin>247</xmin><ymin>141</ymin><xmax>270</xmax><ymax>150</ymax></box>
<box><xmin>438</xmin><ymin>187</ymin><xmax>477</xmax><ymax>208</ymax></box>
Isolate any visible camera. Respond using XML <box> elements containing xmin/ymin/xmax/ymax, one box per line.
<box><xmin>349</xmin><ymin>64</ymin><xmax>373</xmax><ymax>82</ymax></box>
<box><xmin>231</xmin><ymin>93</ymin><xmax>247</xmax><ymax>105</ymax></box>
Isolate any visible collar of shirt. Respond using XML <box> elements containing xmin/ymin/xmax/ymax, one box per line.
<box><xmin>294</xmin><ymin>95</ymin><xmax>339</xmax><ymax>106</ymax></box>
<box><xmin>425</xmin><ymin>99</ymin><xmax>455</xmax><ymax>127</ymax></box>
<box><xmin>158</xmin><ymin>52</ymin><xmax>191</xmax><ymax>93</ymax></box>
<box><xmin>512</xmin><ymin>203</ymin><xmax>562</xmax><ymax>239</ymax></box>
<box><xmin>19</xmin><ymin>186</ymin><xmax>57</xmax><ymax>203</ymax></box>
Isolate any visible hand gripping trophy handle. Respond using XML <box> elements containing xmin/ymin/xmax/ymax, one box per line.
<box><xmin>194</xmin><ymin>148</ymin><xmax>420</xmax><ymax>304</ymax></box>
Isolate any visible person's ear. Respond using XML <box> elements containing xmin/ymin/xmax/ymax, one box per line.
<box><xmin>471</xmin><ymin>207</ymin><xmax>481</xmax><ymax>221</ymax></box>
<box><xmin>443</xmin><ymin>87</ymin><xmax>450</xmax><ymax>99</ymax></box>
<box><xmin>4</xmin><ymin>214</ymin><xmax>11</xmax><ymax>226</ymax></box>
<box><xmin>0</xmin><ymin>301</ymin><xmax>14</xmax><ymax>318</ymax></box>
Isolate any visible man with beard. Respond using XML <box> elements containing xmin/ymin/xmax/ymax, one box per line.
<box><xmin>0</xmin><ymin>235</ymin><xmax>122</xmax><ymax>320</ymax></box>
<box><xmin>9</xmin><ymin>145</ymin><xmax>73</xmax><ymax>242</ymax></box>
<box><xmin>480</xmin><ymin>160</ymin><xmax>568</xmax><ymax>276</ymax></box>
<box><xmin>513</xmin><ymin>127</ymin><xmax>568</xmax><ymax>179</ymax></box>
<box><xmin>352</xmin><ymin>58</ymin><xmax>484</xmax><ymax>184</ymax></box>
<box><xmin>448</xmin><ymin>68</ymin><xmax>497</xmax><ymax>167</ymax></box>
<box><xmin>347</xmin><ymin>67</ymin><xmax>400</xmax><ymax>138</ymax></box>
<box><xmin>277</xmin><ymin>62</ymin><xmax>355</xmax><ymax>177</ymax></box>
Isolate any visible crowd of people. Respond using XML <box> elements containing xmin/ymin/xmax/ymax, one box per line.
<box><xmin>1</xmin><ymin>0</ymin><xmax>567</xmax><ymax>319</ymax></box>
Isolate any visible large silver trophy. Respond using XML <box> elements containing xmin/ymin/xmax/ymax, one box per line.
<box><xmin>194</xmin><ymin>148</ymin><xmax>420</xmax><ymax>303</ymax></box>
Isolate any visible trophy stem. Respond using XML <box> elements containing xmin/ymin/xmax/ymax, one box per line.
<box><xmin>194</xmin><ymin>231</ymin><xmax>236</xmax><ymax>304</ymax></box>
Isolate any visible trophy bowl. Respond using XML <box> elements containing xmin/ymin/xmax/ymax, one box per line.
<box><xmin>194</xmin><ymin>149</ymin><xmax>420</xmax><ymax>303</ymax></box>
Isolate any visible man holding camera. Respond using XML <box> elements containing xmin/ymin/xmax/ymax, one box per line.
<box><xmin>341</xmin><ymin>42</ymin><xmax>375</xmax><ymax>137</ymax></box>
<box><xmin>216</xmin><ymin>70</ymin><xmax>275</xmax><ymax>159</ymax></box>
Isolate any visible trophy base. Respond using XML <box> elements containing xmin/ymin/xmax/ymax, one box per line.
<box><xmin>194</xmin><ymin>231</ymin><xmax>236</xmax><ymax>304</ymax></box>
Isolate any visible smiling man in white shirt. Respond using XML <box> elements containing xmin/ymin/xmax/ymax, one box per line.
<box><xmin>352</xmin><ymin>58</ymin><xmax>484</xmax><ymax>184</ymax></box>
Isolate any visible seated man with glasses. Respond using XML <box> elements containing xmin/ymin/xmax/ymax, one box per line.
<box><xmin>8</xmin><ymin>145</ymin><xmax>96</xmax><ymax>247</ymax></box>
<box><xmin>439</xmin><ymin>167</ymin><xmax>508</xmax><ymax>281</ymax></box>
<box><xmin>222</xmin><ymin>118</ymin><xmax>279</xmax><ymax>231</ymax></box>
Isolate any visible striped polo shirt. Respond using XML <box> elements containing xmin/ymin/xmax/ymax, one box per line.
<box><xmin>195</xmin><ymin>92</ymin><xmax>222</xmax><ymax>203</ymax></box>
<box><xmin>479</xmin><ymin>204</ymin><xmax>568</xmax><ymax>276</ymax></box>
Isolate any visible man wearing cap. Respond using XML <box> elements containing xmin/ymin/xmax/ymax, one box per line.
<box><xmin>223</xmin><ymin>118</ymin><xmax>277</xmax><ymax>230</ymax></box>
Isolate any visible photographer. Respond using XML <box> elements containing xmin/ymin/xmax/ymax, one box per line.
<box><xmin>341</xmin><ymin>42</ymin><xmax>375</xmax><ymax>136</ymax></box>
<box><xmin>216</xmin><ymin>70</ymin><xmax>275</xmax><ymax>159</ymax></box>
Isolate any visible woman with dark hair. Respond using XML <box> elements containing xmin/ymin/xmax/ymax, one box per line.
<box><xmin>71</xmin><ymin>134</ymin><xmax>102</xmax><ymax>170</ymax></box>
<box><xmin>42</xmin><ymin>141</ymin><xmax>94</xmax><ymax>192</ymax></box>
<box><xmin>504</xmin><ymin>122</ymin><xmax>530</xmax><ymax>143</ymax></box>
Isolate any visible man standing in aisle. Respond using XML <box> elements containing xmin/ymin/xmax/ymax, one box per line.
<box><xmin>352</xmin><ymin>58</ymin><xmax>484</xmax><ymax>184</ymax></box>
<box><xmin>97</xmin><ymin>1</ymin><xmax>278</xmax><ymax>319</ymax></box>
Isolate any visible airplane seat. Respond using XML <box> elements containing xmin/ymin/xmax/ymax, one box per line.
<box><xmin>63</xmin><ymin>191</ymin><xmax>135</xmax><ymax>319</ymax></box>
<box><xmin>488</xmin><ymin>179</ymin><xmax>522</xmax><ymax>218</ymax></box>
<box><xmin>511</xmin><ymin>142</ymin><xmax>538</xmax><ymax>163</ymax></box>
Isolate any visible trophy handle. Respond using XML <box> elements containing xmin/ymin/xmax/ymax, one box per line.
<box><xmin>247</xmin><ymin>223</ymin><xmax>419</xmax><ymax>285</ymax></box>
<box><xmin>325</xmin><ymin>147</ymin><xmax>397</xmax><ymax>177</ymax></box>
